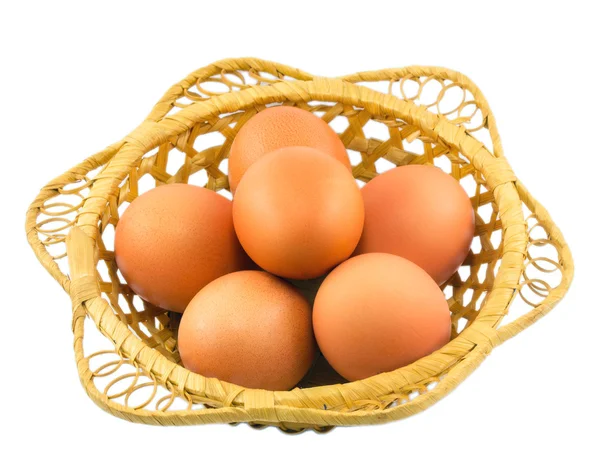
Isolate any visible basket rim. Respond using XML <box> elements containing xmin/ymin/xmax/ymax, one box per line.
<box><xmin>146</xmin><ymin>57</ymin><xmax>505</xmax><ymax>155</ymax></box>
<box><xmin>66</xmin><ymin>76</ymin><xmax>528</xmax><ymax>413</ymax></box>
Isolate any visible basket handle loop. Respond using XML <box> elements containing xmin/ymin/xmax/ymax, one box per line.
<box><xmin>66</xmin><ymin>226</ymin><xmax>100</xmax><ymax>314</ymax></box>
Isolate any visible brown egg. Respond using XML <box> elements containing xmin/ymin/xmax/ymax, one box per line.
<box><xmin>228</xmin><ymin>106</ymin><xmax>351</xmax><ymax>193</ymax></box>
<box><xmin>114</xmin><ymin>183</ymin><xmax>251</xmax><ymax>313</ymax></box>
<box><xmin>313</xmin><ymin>253</ymin><xmax>451</xmax><ymax>381</ymax></box>
<box><xmin>178</xmin><ymin>271</ymin><xmax>316</xmax><ymax>390</ymax></box>
<box><xmin>354</xmin><ymin>165</ymin><xmax>475</xmax><ymax>284</ymax></box>
<box><xmin>233</xmin><ymin>146</ymin><xmax>364</xmax><ymax>280</ymax></box>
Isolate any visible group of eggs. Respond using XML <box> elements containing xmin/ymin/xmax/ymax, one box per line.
<box><xmin>114</xmin><ymin>106</ymin><xmax>475</xmax><ymax>390</ymax></box>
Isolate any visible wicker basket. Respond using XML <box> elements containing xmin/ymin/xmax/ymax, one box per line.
<box><xmin>26</xmin><ymin>58</ymin><xmax>573</xmax><ymax>433</ymax></box>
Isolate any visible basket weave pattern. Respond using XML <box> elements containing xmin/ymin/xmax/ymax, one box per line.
<box><xmin>26</xmin><ymin>58</ymin><xmax>573</xmax><ymax>432</ymax></box>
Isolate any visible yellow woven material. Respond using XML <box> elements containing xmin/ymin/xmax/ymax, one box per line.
<box><xmin>25</xmin><ymin>58</ymin><xmax>573</xmax><ymax>433</ymax></box>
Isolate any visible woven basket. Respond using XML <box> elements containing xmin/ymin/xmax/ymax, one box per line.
<box><xmin>26</xmin><ymin>58</ymin><xmax>573</xmax><ymax>433</ymax></box>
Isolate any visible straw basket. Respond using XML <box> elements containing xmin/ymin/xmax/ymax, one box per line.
<box><xmin>26</xmin><ymin>58</ymin><xmax>573</xmax><ymax>433</ymax></box>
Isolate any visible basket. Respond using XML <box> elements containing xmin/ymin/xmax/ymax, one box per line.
<box><xmin>26</xmin><ymin>58</ymin><xmax>573</xmax><ymax>433</ymax></box>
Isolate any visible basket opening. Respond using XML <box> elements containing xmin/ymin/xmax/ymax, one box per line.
<box><xmin>87</xmin><ymin>100</ymin><xmax>505</xmax><ymax>389</ymax></box>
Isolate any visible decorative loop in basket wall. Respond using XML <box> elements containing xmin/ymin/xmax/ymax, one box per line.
<box><xmin>26</xmin><ymin>58</ymin><xmax>573</xmax><ymax>433</ymax></box>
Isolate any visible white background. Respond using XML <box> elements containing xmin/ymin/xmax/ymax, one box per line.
<box><xmin>2</xmin><ymin>1</ymin><xmax>598</xmax><ymax>472</ymax></box>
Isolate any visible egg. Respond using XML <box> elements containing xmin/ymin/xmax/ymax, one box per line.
<box><xmin>313</xmin><ymin>253</ymin><xmax>451</xmax><ymax>381</ymax></box>
<box><xmin>228</xmin><ymin>106</ymin><xmax>351</xmax><ymax>193</ymax></box>
<box><xmin>178</xmin><ymin>271</ymin><xmax>316</xmax><ymax>390</ymax></box>
<box><xmin>232</xmin><ymin>146</ymin><xmax>364</xmax><ymax>279</ymax></box>
<box><xmin>114</xmin><ymin>183</ymin><xmax>250</xmax><ymax>313</ymax></box>
<box><xmin>354</xmin><ymin>165</ymin><xmax>475</xmax><ymax>284</ymax></box>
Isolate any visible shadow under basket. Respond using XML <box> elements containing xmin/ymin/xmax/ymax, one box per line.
<box><xmin>26</xmin><ymin>58</ymin><xmax>573</xmax><ymax>433</ymax></box>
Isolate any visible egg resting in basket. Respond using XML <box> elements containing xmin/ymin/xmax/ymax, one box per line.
<box><xmin>25</xmin><ymin>58</ymin><xmax>573</xmax><ymax>433</ymax></box>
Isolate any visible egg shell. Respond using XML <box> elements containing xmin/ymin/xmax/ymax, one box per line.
<box><xmin>313</xmin><ymin>253</ymin><xmax>451</xmax><ymax>381</ymax></box>
<box><xmin>232</xmin><ymin>146</ymin><xmax>364</xmax><ymax>280</ymax></box>
<box><xmin>114</xmin><ymin>183</ymin><xmax>251</xmax><ymax>313</ymax></box>
<box><xmin>178</xmin><ymin>271</ymin><xmax>316</xmax><ymax>391</ymax></box>
<box><xmin>228</xmin><ymin>106</ymin><xmax>351</xmax><ymax>193</ymax></box>
<box><xmin>354</xmin><ymin>164</ymin><xmax>475</xmax><ymax>285</ymax></box>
